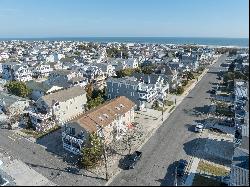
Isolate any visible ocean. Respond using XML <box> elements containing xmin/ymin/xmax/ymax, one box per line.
<box><xmin>0</xmin><ymin>37</ymin><xmax>248</xmax><ymax>47</ymax></box>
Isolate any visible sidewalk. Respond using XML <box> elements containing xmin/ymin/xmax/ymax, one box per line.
<box><xmin>104</xmin><ymin>66</ymin><xmax>213</xmax><ymax>185</ymax></box>
<box><xmin>105</xmin><ymin>59</ymin><xmax>222</xmax><ymax>186</ymax></box>
<box><xmin>0</xmin><ymin>153</ymin><xmax>56</xmax><ymax>186</ymax></box>
<box><xmin>182</xmin><ymin>157</ymin><xmax>200</xmax><ymax>186</ymax></box>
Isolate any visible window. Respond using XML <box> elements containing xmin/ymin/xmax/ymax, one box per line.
<box><xmin>117</xmin><ymin>89</ymin><xmax>119</xmax><ymax>93</ymax></box>
<box><xmin>108</xmin><ymin>94</ymin><xmax>111</xmax><ymax>99</ymax></box>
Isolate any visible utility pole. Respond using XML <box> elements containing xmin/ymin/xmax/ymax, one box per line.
<box><xmin>174</xmin><ymin>166</ymin><xmax>178</xmax><ymax>186</ymax></box>
<box><xmin>100</xmin><ymin>128</ymin><xmax>109</xmax><ymax>181</ymax></box>
<box><xmin>162</xmin><ymin>99</ymin><xmax>165</xmax><ymax>121</ymax></box>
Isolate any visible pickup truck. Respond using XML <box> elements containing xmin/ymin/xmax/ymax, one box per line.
<box><xmin>121</xmin><ymin>151</ymin><xmax>142</xmax><ymax>170</ymax></box>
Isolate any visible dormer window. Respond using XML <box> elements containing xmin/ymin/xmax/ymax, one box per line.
<box><xmin>120</xmin><ymin>104</ymin><xmax>125</xmax><ymax>108</ymax></box>
<box><xmin>115</xmin><ymin>107</ymin><xmax>120</xmax><ymax>110</ymax></box>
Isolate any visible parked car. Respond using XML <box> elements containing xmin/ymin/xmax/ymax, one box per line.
<box><xmin>177</xmin><ymin>159</ymin><xmax>188</xmax><ymax>176</ymax></box>
<box><xmin>121</xmin><ymin>151</ymin><xmax>142</xmax><ymax>170</ymax></box>
<box><xmin>194</xmin><ymin>123</ymin><xmax>204</xmax><ymax>133</ymax></box>
<box><xmin>210</xmin><ymin>89</ymin><xmax>216</xmax><ymax>94</ymax></box>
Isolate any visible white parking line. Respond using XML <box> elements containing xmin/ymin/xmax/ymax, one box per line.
<box><xmin>7</xmin><ymin>136</ymin><xmax>15</xmax><ymax>141</ymax></box>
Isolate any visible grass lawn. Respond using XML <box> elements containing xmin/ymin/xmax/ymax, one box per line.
<box><xmin>21</xmin><ymin>125</ymin><xmax>61</xmax><ymax>139</ymax></box>
<box><xmin>192</xmin><ymin>174</ymin><xmax>223</xmax><ymax>186</ymax></box>
<box><xmin>197</xmin><ymin>161</ymin><xmax>229</xmax><ymax>176</ymax></box>
<box><xmin>164</xmin><ymin>100</ymin><xmax>174</xmax><ymax>106</ymax></box>
<box><xmin>182</xmin><ymin>79</ymin><xmax>196</xmax><ymax>92</ymax></box>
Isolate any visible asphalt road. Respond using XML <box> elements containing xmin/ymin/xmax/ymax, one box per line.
<box><xmin>0</xmin><ymin>129</ymin><xmax>106</xmax><ymax>186</ymax></box>
<box><xmin>109</xmin><ymin>55</ymin><xmax>228</xmax><ymax>186</ymax></box>
<box><xmin>0</xmin><ymin>55</ymin><xmax>227</xmax><ymax>186</ymax></box>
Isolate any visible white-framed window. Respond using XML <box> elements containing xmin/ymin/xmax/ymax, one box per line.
<box><xmin>108</xmin><ymin>94</ymin><xmax>111</xmax><ymax>99</ymax></box>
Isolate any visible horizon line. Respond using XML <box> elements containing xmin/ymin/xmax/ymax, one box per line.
<box><xmin>0</xmin><ymin>36</ymin><xmax>249</xmax><ymax>39</ymax></box>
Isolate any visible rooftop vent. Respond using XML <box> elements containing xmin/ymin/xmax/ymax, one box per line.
<box><xmin>103</xmin><ymin>113</ymin><xmax>109</xmax><ymax>118</ymax></box>
<box><xmin>120</xmin><ymin>104</ymin><xmax>125</xmax><ymax>108</ymax></box>
<box><xmin>99</xmin><ymin>116</ymin><xmax>104</xmax><ymax>121</ymax></box>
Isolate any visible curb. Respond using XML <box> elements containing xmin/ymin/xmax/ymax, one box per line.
<box><xmin>105</xmin><ymin>61</ymin><xmax>216</xmax><ymax>186</ymax></box>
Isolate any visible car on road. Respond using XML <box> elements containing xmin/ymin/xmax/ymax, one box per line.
<box><xmin>210</xmin><ymin>89</ymin><xmax>216</xmax><ymax>94</ymax></box>
<box><xmin>176</xmin><ymin>159</ymin><xmax>188</xmax><ymax>176</ymax></box>
<box><xmin>121</xmin><ymin>151</ymin><xmax>142</xmax><ymax>170</ymax></box>
<box><xmin>194</xmin><ymin>123</ymin><xmax>204</xmax><ymax>133</ymax></box>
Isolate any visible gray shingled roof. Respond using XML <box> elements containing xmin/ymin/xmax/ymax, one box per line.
<box><xmin>0</xmin><ymin>92</ymin><xmax>28</xmax><ymax>108</ymax></box>
<box><xmin>40</xmin><ymin>86</ymin><xmax>86</xmax><ymax>106</ymax></box>
<box><xmin>26</xmin><ymin>80</ymin><xmax>53</xmax><ymax>93</ymax></box>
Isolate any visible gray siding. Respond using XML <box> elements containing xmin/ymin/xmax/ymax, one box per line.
<box><xmin>106</xmin><ymin>81</ymin><xmax>142</xmax><ymax>109</ymax></box>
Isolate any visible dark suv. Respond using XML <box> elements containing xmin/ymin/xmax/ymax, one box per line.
<box><xmin>177</xmin><ymin>159</ymin><xmax>188</xmax><ymax>176</ymax></box>
<box><xmin>210</xmin><ymin>89</ymin><xmax>216</xmax><ymax>94</ymax></box>
<box><xmin>121</xmin><ymin>151</ymin><xmax>142</xmax><ymax>170</ymax></box>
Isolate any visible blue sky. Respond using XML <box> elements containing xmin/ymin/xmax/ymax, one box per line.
<box><xmin>0</xmin><ymin>0</ymin><xmax>248</xmax><ymax>38</ymax></box>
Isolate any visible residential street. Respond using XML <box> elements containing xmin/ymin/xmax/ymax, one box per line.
<box><xmin>108</xmin><ymin>54</ymin><xmax>228</xmax><ymax>186</ymax></box>
<box><xmin>0</xmin><ymin>55</ymin><xmax>227</xmax><ymax>186</ymax></box>
<box><xmin>0</xmin><ymin>129</ymin><xmax>106</xmax><ymax>186</ymax></box>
